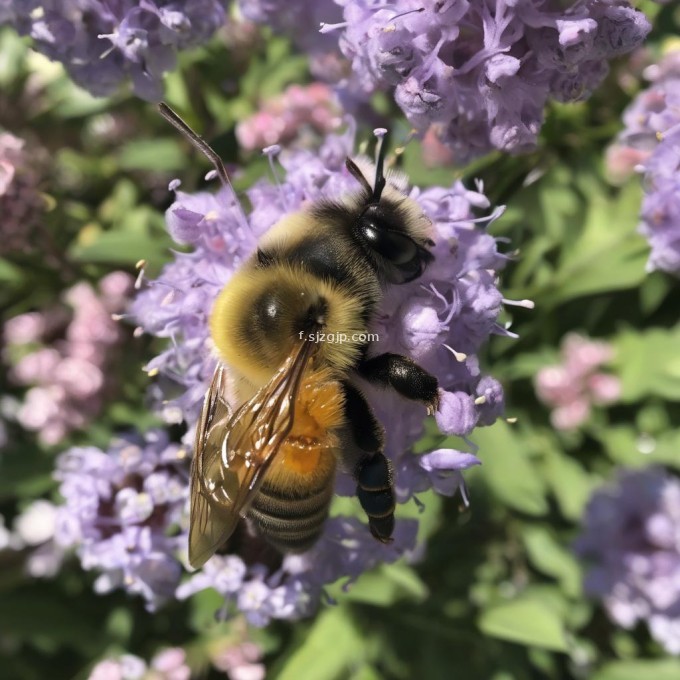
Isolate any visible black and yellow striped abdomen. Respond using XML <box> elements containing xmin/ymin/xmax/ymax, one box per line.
<box><xmin>248</xmin><ymin>451</ymin><xmax>337</xmax><ymax>553</ymax></box>
<box><xmin>247</xmin><ymin>372</ymin><xmax>344</xmax><ymax>553</ymax></box>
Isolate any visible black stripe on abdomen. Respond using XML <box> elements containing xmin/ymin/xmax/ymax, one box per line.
<box><xmin>249</xmin><ymin>482</ymin><xmax>334</xmax><ymax>553</ymax></box>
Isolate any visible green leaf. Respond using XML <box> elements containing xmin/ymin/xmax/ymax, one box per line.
<box><xmin>532</xmin><ymin>180</ymin><xmax>647</xmax><ymax>306</ymax></box>
<box><xmin>541</xmin><ymin>445</ymin><xmax>597</xmax><ymax>521</ymax></box>
<box><xmin>117</xmin><ymin>138</ymin><xmax>187</xmax><ymax>172</ymax></box>
<box><xmin>69</xmin><ymin>208</ymin><xmax>171</xmax><ymax>265</ymax></box>
<box><xmin>0</xmin><ymin>445</ymin><xmax>55</xmax><ymax>500</ymax></box>
<box><xmin>613</xmin><ymin>326</ymin><xmax>680</xmax><ymax>402</ymax></box>
<box><xmin>521</xmin><ymin>526</ymin><xmax>582</xmax><ymax>597</ymax></box>
<box><xmin>639</xmin><ymin>271</ymin><xmax>672</xmax><ymax>315</ymax></box>
<box><xmin>591</xmin><ymin>660</ymin><xmax>680</xmax><ymax>680</ymax></box>
<box><xmin>0</xmin><ymin>585</ymin><xmax>104</xmax><ymax>655</ymax></box>
<box><xmin>478</xmin><ymin>597</ymin><xmax>568</xmax><ymax>652</ymax></box>
<box><xmin>328</xmin><ymin>563</ymin><xmax>428</xmax><ymax>607</ymax></box>
<box><xmin>0</xmin><ymin>257</ymin><xmax>24</xmax><ymax>286</ymax></box>
<box><xmin>472</xmin><ymin>422</ymin><xmax>548</xmax><ymax>516</ymax></box>
<box><xmin>599</xmin><ymin>425</ymin><xmax>680</xmax><ymax>470</ymax></box>
<box><xmin>277</xmin><ymin>607</ymin><xmax>366</xmax><ymax>680</ymax></box>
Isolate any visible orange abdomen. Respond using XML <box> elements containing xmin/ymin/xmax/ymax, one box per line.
<box><xmin>247</xmin><ymin>371</ymin><xmax>345</xmax><ymax>553</ymax></box>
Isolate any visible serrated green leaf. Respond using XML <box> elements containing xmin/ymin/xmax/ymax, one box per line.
<box><xmin>472</xmin><ymin>422</ymin><xmax>548</xmax><ymax>516</ymax></box>
<box><xmin>478</xmin><ymin>597</ymin><xmax>568</xmax><ymax>652</ymax></box>
<box><xmin>277</xmin><ymin>607</ymin><xmax>366</xmax><ymax>680</ymax></box>
<box><xmin>591</xmin><ymin>660</ymin><xmax>680</xmax><ymax>680</ymax></box>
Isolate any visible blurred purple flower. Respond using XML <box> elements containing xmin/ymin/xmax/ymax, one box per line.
<box><xmin>4</xmin><ymin>272</ymin><xmax>133</xmax><ymax>445</ymax></box>
<box><xmin>535</xmin><ymin>333</ymin><xmax>620</xmax><ymax>431</ymax></box>
<box><xmin>243</xmin><ymin>0</ymin><xmax>650</xmax><ymax>162</ymax></box>
<box><xmin>606</xmin><ymin>46</ymin><xmax>680</xmax><ymax>275</ymax></box>
<box><xmin>0</xmin><ymin>1</ymin><xmax>228</xmax><ymax>101</ymax></box>
<box><xmin>574</xmin><ymin>468</ymin><xmax>680</xmax><ymax>655</ymax></box>
<box><xmin>54</xmin><ymin>429</ymin><xmax>187</xmax><ymax>611</ymax></box>
<box><xmin>131</xmin><ymin>125</ymin><xmax>515</xmax><ymax>622</ymax></box>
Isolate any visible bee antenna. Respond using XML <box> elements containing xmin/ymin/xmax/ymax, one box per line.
<box><xmin>372</xmin><ymin>128</ymin><xmax>389</xmax><ymax>203</ymax></box>
<box><xmin>345</xmin><ymin>157</ymin><xmax>372</xmax><ymax>194</ymax></box>
<box><xmin>157</xmin><ymin>103</ymin><xmax>250</xmax><ymax>230</ymax></box>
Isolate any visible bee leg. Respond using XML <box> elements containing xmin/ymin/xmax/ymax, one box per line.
<box><xmin>341</xmin><ymin>381</ymin><xmax>384</xmax><ymax>454</ymax></box>
<box><xmin>357</xmin><ymin>353</ymin><xmax>440</xmax><ymax>414</ymax></box>
<box><xmin>356</xmin><ymin>452</ymin><xmax>395</xmax><ymax>543</ymax></box>
<box><xmin>340</xmin><ymin>382</ymin><xmax>394</xmax><ymax>543</ymax></box>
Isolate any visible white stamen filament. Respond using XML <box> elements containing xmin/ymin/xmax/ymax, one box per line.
<box><xmin>443</xmin><ymin>344</ymin><xmax>467</xmax><ymax>362</ymax></box>
<box><xmin>319</xmin><ymin>21</ymin><xmax>349</xmax><ymax>34</ymax></box>
<box><xmin>502</xmin><ymin>298</ymin><xmax>535</xmax><ymax>309</ymax></box>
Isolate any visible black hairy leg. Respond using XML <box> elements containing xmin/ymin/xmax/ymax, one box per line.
<box><xmin>356</xmin><ymin>452</ymin><xmax>395</xmax><ymax>543</ymax></box>
<box><xmin>340</xmin><ymin>382</ymin><xmax>394</xmax><ymax>543</ymax></box>
<box><xmin>358</xmin><ymin>352</ymin><xmax>440</xmax><ymax>413</ymax></box>
<box><xmin>341</xmin><ymin>381</ymin><xmax>384</xmax><ymax>453</ymax></box>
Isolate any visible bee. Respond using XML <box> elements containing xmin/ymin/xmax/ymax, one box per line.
<box><xmin>158</xmin><ymin>104</ymin><xmax>441</xmax><ymax>569</ymax></box>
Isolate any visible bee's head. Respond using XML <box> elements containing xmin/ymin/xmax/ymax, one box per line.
<box><xmin>346</xmin><ymin>135</ymin><xmax>434</xmax><ymax>285</ymax></box>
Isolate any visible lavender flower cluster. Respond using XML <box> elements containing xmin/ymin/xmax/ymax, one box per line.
<box><xmin>606</xmin><ymin>46</ymin><xmax>680</xmax><ymax>275</ymax></box>
<box><xmin>534</xmin><ymin>333</ymin><xmax>620</xmax><ymax>431</ymax></box>
<box><xmin>242</xmin><ymin>0</ymin><xmax>650</xmax><ymax>162</ymax></box>
<box><xmin>574</xmin><ymin>468</ymin><xmax>680</xmax><ymax>655</ymax></box>
<box><xmin>54</xmin><ymin>429</ymin><xmax>187</xmax><ymax>611</ymax></box>
<box><xmin>4</xmin><ymin>272</ymin><xmax>133</xmax><ymax>445</ymax></box>
<box><xmin>0</xmin><ymin>1</ymin><xmax>227</xmax><ymax>101</ymax></box>
<box><xmin>122</xmin><ymin>124</ymin><xmax>514</xmax><ymax>623</ymax></box>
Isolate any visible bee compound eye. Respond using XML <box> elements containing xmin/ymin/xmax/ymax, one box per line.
<box><xmin>358</xmin><ymin>218</ymin><xmax>418</xmax><ymax>266</ymax></box>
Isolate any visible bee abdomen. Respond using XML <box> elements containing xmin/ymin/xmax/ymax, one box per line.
<box><xmin>249</xmin><ymin>482</ymin><xmax>334</xmax><ymax>553</ymax></box>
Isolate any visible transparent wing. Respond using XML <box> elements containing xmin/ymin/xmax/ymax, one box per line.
<box><xmin>188</xmin><ymin>363</ymin><xmax>237</xmax><ymax>569</ymax></box>
<box><xmin>188</xmin><ymin>341</ymin><xmax>316</xmax><ymax>569</ymax></box>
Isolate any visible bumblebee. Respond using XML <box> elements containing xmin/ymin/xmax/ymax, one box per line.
<box><xmin>159</xmin><ymin>104</ymin><xmax>441</xmax><ymax>569</ymax></box>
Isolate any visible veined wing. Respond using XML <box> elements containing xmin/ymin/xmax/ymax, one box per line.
<box><xmin>188</xmin><ymin>340</ymin><xmax>316</xmax><ymax>569</ymax></box>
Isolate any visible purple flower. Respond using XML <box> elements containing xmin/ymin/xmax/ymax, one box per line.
<box><xmin>132</xmin><ymin>126</ymin><xmax>514</xmax><ymax>622</ymax></box>
<box><xmin>1</xmin><ymin>1</ymin><xmax>228</xmax><ymax>101</ymax></box>
<box><xmin>244</xmin><ymin>0</ymin><xmax>650</xmax><ymax>162</ymax></box>
<box><xmin>53</xmin><ymin>430</ymin><xmax>188</xmax><ymax>611</ymax></box>
<box><xmin>574</xmin><ymin>468</ymin><xmax>680</xmax><ymax>655</ymax></box>
<box><xmin>606</xmin><ymin>47</ymin><xmax>680</xmax><ymax>275</ymax></box>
